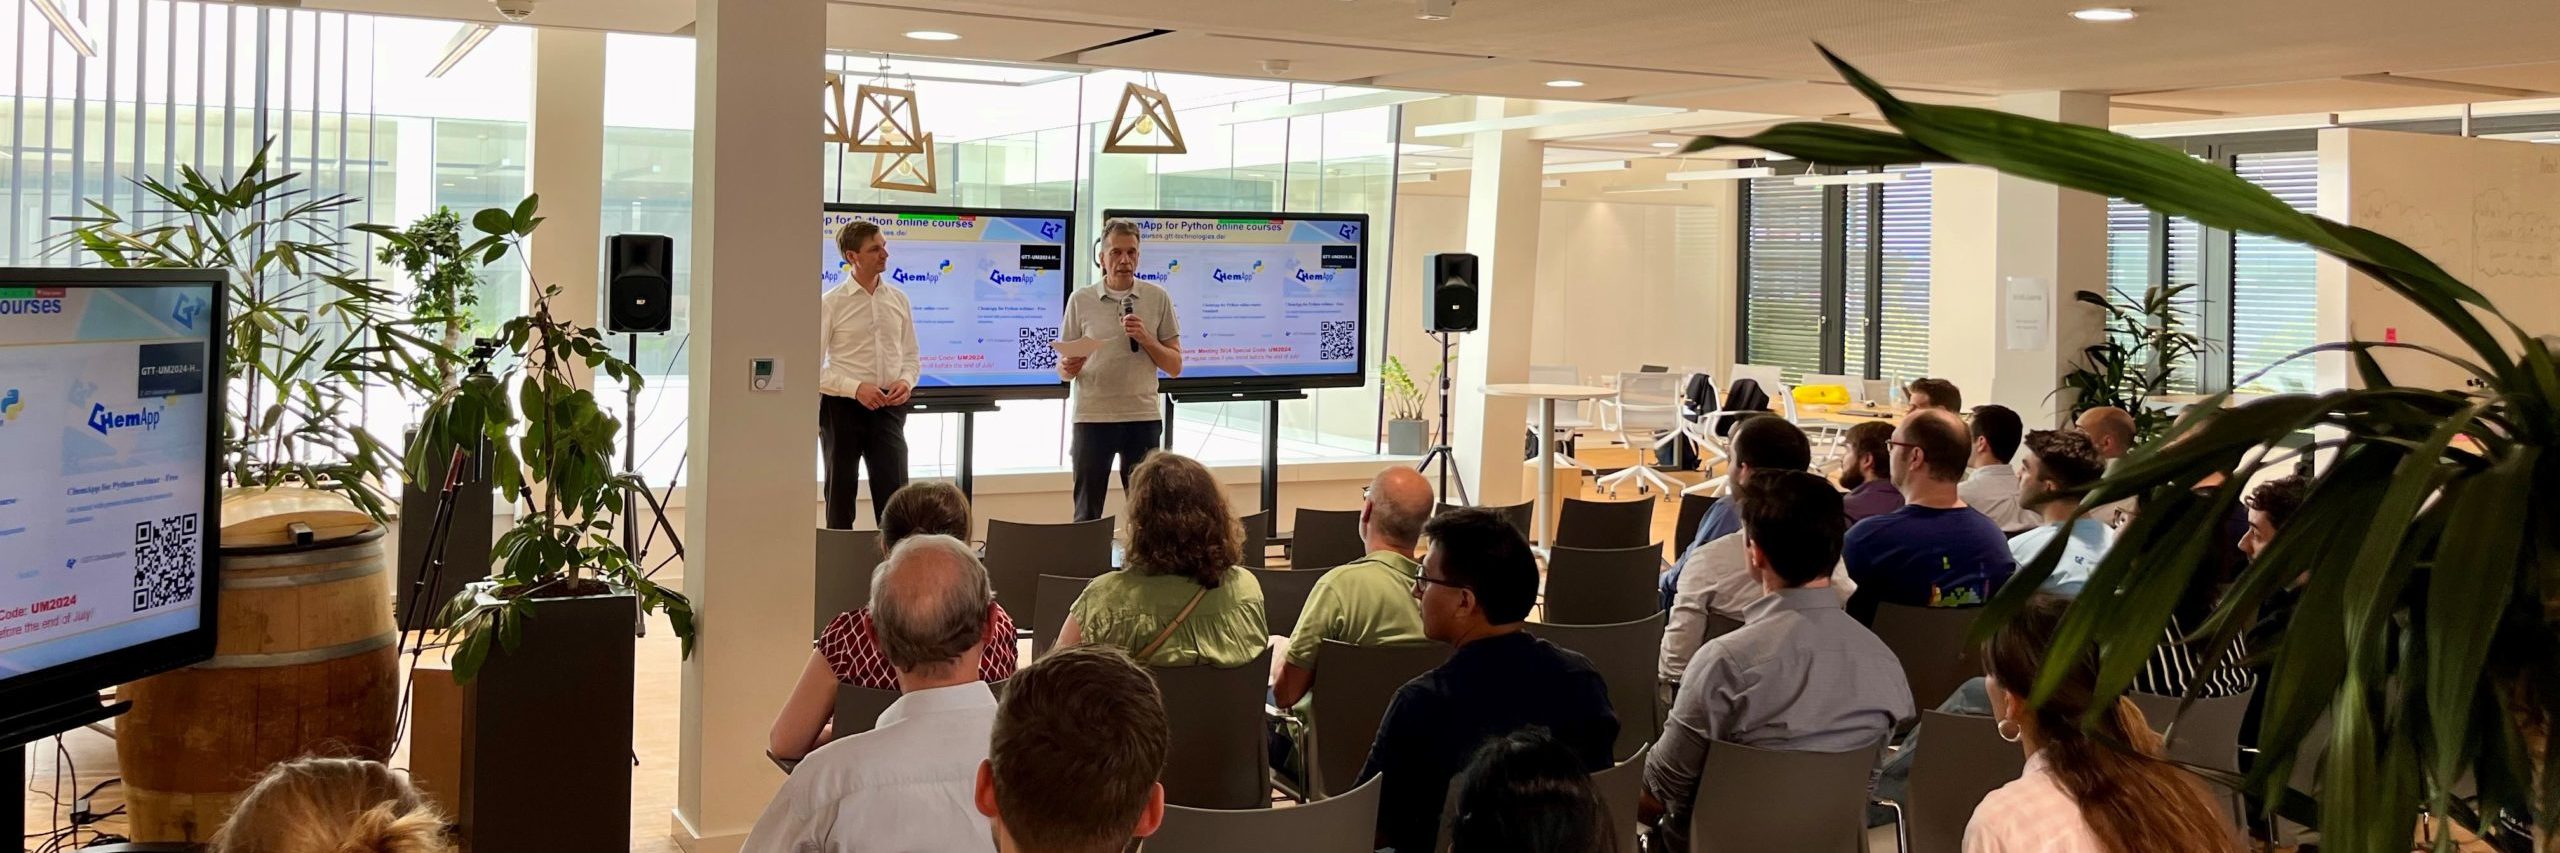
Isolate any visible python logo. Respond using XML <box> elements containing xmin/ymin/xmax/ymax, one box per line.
<box><xmin>0</xmin><ymin>388</ymin><xmax>20</xmax><ymax>424</ymax></box>
<box><xmin>937</xmin><ymin>259</ymin><xmax>954</xmax><ymax>276</ymax></box>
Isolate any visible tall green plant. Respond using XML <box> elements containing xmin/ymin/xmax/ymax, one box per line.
<box><xmin>51</xmin><ymin>140</ymin><xmax>446</xmax><ymax>520</ymax></box>
<box><xmin>2059</xmin><ymin>282</ymin><xmax>2205</xmax><ymax>443</ymax></box>
<box><xmin>356</xmin><ymin>207</ymin><xmax>483</xmax><ymax>393</ymax></box>
<box><xmin>1691</xmin><ymin>47</ymin><xmax>2560</xmax><ymax>853</ymax></box>
<box><xmin>411</xmin><ymin>195</ymin><xmax>694</xmax><ymax>683</ymax></box>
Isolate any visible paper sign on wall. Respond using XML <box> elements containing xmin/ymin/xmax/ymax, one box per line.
<box><xmin>2004</xmin><ymin>275</ymin><xmax>2049</xmax><ymax>351</ymax></box>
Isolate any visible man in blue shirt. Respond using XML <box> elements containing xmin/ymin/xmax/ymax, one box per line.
<box><xmin>1659</xmin><ymin>414</ymin><xmax>1805</xmax><ymax>609</ymax></box>
<box><xmin>1842</xmin><ymin>408</ymin><xmax>2016</xmax><ymax>623</ymax></box>
<box><xmin>2006</xmin><ymin>429</ymin><xmax>2113</xmax><ymax>593</ymax></box>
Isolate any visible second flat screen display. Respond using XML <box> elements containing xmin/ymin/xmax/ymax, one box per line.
<box><xmin>820</xmin><ymin>204</ymin><xmax>1072</xmax><ymax>399</ymax></box>
<box><xmin>1101</xmin><ymin>210</ymin><xmax>1368</xmax><ymax>391</ymax></box>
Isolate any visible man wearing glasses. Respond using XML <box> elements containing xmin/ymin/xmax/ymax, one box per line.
<box><xmin>1355</xmin><ymin>508</ymin><xmax>1619</xmax><ymax>853</ymax></box>
<box><xmin>1841</xmin><ymin>408</ymin><xmax>2018</xmax><ymax>624</ymax></box>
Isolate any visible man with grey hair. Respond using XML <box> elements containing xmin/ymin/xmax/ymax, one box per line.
<box><xmin>1060</xmin><ymin>218</ymin><xmax>1183</xmax><ymax>521</ymax></box>
<box><xmin>1265</xmin><ymin>466</ymin><xmax>1435</xmax><ymax>786</ymax></box>
<box><xmin>744</xmin><ymin>534</ymin><xmax>1001</xmax><ymax>852</ymax></box>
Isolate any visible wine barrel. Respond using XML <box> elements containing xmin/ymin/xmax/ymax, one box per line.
<box><xmin>117</xmin><ymin>525</ymin><xmax>400</xmax><ymax>842</ymax></box>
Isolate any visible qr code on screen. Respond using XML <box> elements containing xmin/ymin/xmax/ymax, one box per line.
<box><xmin>132</xmin><ymin>512</ymin><xmax>200</xmax><ymax>613</ymax></box>
<box><xmin>1017</xmin><ymin>326</ymin><xmax>1061</xmax><ymax>370</ymax></box>
<box><xmin>1318</xmin><ymin>321</ymin><xmax>1357</xmax><ymax>360</ymax></box>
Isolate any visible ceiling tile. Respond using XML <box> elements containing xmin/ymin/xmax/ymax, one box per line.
<box><xmin>2118</xmin><ymin>78</ymin><xmax>2488</xmax><ymax>116</ymax></box>
<box><xmin>825</xmin><ymin>3</ymin><xmax>1150</xmax><ymax>62</ymax></box>
<box><xmin>1370</xmin><ymin>61</ymin><xmax>1761</xmax><ymax>102</ymax></box>
<box><xmin>1074</xmin><ymin>33</ymin><xmax>1487</xmax><ymax>84</ymax></box>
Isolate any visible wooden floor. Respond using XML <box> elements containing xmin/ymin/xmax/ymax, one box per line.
<box><xmin>19</xmin><ymin>445</ymin><xmax>2382</xmax><ymax>852</ymax></box>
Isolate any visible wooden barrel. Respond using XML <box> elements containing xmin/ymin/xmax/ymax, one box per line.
<box><xmin>117</xmin><ymin>525</ymin><xmax>401</xmax><ymax>842</ymax></box>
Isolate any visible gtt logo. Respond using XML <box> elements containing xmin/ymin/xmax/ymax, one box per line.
<box><xmin>1336</xmin><ymin>223</ymin><xmax>1360</xmax><ymax>241</ymax></box>
<box><xmin>171</xmin><ymin>293</ymin><xmax>207</xmax><ymax>329</ymax></box>
<box><xmin>1039</xmin><ymin>222</ymin><xmax>1062</xmax><ymax>240</ymax></box>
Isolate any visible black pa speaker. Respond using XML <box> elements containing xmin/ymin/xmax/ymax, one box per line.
<box><xmin>606</xmin><ymin>234</ymin><xmax>674</xmax><ymax>334</ymax></box>
<box><xmin>1426</xmin><ymin>252</ymin><xmax>1478</xmax><ymax>333</ymax></box>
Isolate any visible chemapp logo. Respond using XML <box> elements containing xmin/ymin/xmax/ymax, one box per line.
<box><xmin>988</xmin><ymin>270</ymin><xmax>1037</xmax><ymax>286</ymax></box>
<box><xmin>1135</xmin><ymin>259</ymin><xmax>1177</xmax><ymax>283</ymax></box>
<box><xmin>0</xmin><ymin>287</ymin><xmax>67</xmax><ymax>317</ymax></box>
<box><xmin>1211</xmin><ymin>260</ymin><xmax>1264</xmax><ymax>284</ymax></box>
<box><xmin>890</xmin><ymin>260</ymin><xmax>953</xmax><ymax>285</ymax></box>
<box><xmin>1293</xmin><ymin>267</ymin><xmax>1337</xmax><ymax>284</ymax></box>
<box><xmin>88</xmin><ymin>403</ymin><xmax>161</xmax><ymax>435</ymax></box>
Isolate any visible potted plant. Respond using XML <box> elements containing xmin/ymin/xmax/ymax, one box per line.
<box><xmin>1692</xmin><ymin>48</ymin><xmax>2559</xmax><ymax>852</ymax></box>
<box><xmin>1381</xmin><ymin>355</ymin><xmax>1435</xmax><ymax>455</ymax></box>
<box><xmin>2058</xmin><ymin>281</ymin><xmax>2206</xmax><ymax>443</ymax></box>
<box><xmin>357</xmin><ymin>208</ymin><xmax>497</xmax><ymax>630</ymax></box>
<box><xmin>407</xmin><ymin>195</ymin><xmax>693</xmax><ymax>852</ymax></box>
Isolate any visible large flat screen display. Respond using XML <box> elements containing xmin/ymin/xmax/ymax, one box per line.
<box><xmin>1101</xmin><ymin>210</ymin><xmax>1369</xmax><ymax>391</ymax></box>
<box><xmin>821</xmin><ymin>204</ymin><xmax>1072</xmax><ymax>400</ymax></box>
<box><xmin>0</xmin><ymin>270</ymin><xmax>221</xmax><ymax>706</ymax></box>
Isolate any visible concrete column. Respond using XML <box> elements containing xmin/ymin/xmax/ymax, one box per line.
<box><xmin>1452</xmin><ymin>97</ymin><xmax>1541</xmax><ymax>506</ymax></box>
<box><xmin>529</xmin><ymin>28</ymin><xmax>607</xmax><ymax>389</ymax></box>
<box><xmin>674</xmin><ymin>0</ymin><xmax>823</xmax><ymax>850</ymax></box>
<box><xmin>1927</xmin><ymin>91</ymin><xmax>2109</xmax><ymax>425</ymax></box>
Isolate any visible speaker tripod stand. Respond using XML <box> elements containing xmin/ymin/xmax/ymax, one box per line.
<box><xmin>1413</xmin><ymin>330</ymin><xmax>1469</xmax><ymax>504</ymax></box>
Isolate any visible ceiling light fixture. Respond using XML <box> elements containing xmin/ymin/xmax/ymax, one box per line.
<box><xmin>1665</xmin><ymin>166</ymin><xmax>1777</xmax><ymax>182</ymax></box>
<box><xmin>1410</xmin><ymin>159</ymin><xmax>1438</xmax><ymax>168</ymax></box>
<box><xmin>1542</xmin><ymin>159</ymin><xmax>1629</xmax><ymax>175</ymax></box>
<box><xmin>903</xmin><ymin>30</ymin><xmax>962</xmax><ymax>41</ymax></box>
<box><xmin>428</xmin><ymin>24</ymin><xmax>496</xmax><ymax>78</ymax></box>
<box><xmin>1793</xmin><ymin>171</ymin><xmax>1908</xmax><ymax>186</ymax></box>
<box><xmin>1541</xmin><ymin>178</ymin><xmax>1566</xmax><ymax>188</ymax></box>
<box><xmin>29</xmin><ymin>0</ymin><xmax>97</xmax><ymax>57</ymax></box>
<box><xmin>1398</xmin><ymin>173</ymin><xmax>1440</xmax><ymax>184</ymax></box>
<box><xmin>1602</xmin><ymin>183</ymin><xmax>1688</xmax><ymax>195</ymax></box>
<box><xmin>1416</xmin><ymin>0</ymin><xmax>1455</xmax><ymax>20</ymax></box>
<box><xmin>2069</xmin><ymin>7</ymin><xmax>2136</xmax><ymax>21</ymax></box>
<box><xmin>1544</xmin><ymin>79</ymin><xmax>1586</xmax><ymax>89</ymax></box>
<box><xmin>1649</xmin><ymin>141</ymin><xmax>1679</xmax><ymax>149</ymax></box>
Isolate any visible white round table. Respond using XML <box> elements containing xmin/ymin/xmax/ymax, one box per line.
<box><xmin>1483</xmin><ymin>383</ymin><xmax>1617</xmax><ymax>548</ymax></box>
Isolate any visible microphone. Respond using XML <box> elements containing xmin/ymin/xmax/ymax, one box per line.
<box><xmin>1123</xmin><ymin>294</ymin><xmax>1140</xmax><ymax>353</ymax></box>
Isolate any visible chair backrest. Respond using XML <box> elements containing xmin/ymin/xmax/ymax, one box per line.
<box><xmin>1690</xmin><ymin>739</ymin><xmax>1884</xmax><ymax>852</ymax></box>
<box><xmin>1542</xmin><ymin>544</ymin><xmax>1665</xmax><ymax>626</ymax></box>
<box><xmin>831</xmin><ymin>684</ymin><xmax>901</xmax><ymax>741</ymax></box>
<box><xmin>1553</xmin><ymin>497</ymin><xmax>1654</xmax><ymax>550</ymax></box>
<box><xmin>1248</xmin><ymin>567</ymin><xmax>1327</xmax><ymax>636</ymax></box>
<box><xmin>1441</xmin><ymin>500</ymin><xmax>1535</xmax><ymax>541</ymax></box>
<box><xmin>1590</xmin><ymin>744</ymin><xmax>1651</xmax><ymax>853</ymax></box>
<box><xmin>1032</xmin><ymin>574</ymin><xmax>1096</xmax><ymax>660</ymax></box>
<box><xmin>1613</xmin><ymin>372</ymin><xmax>1683</xmax><ymax>433</ymax></box>
<box><xmin>1870</xmin><ymin>603</ymin><xmax>1985</xmax><ymax>711</ymax></box>
<box><xmin>984</xmin><ymin>516</ymin><xmax>1115</xmax><ymax>622</ymax></box>
<box><xmin>1672</xmin><ymin>494</ymin><xmax>1717</xmax><ymax>555</ymax></box>
<box><xmin>1238</xmin><ymin>509</ymin><xmax>1272</xmax><ymax>568</ymax></box>
<box><xmin>1729</xmin><ymin>364</ymin><xmax>1786</xmax><ymax>395</ymax></box>
<box><xmin>1531</xmin><ymin>613</ymin><xmax>1667</xmax><ymax>761</ymax></box>
<box><xmin>1903</xmin><ymin>710</ymin><xmax>2027</xmax><ymax>853</ymax></box>
<box><xmin>1308</xmin><ymin>640</ymin><xmax>1452</xmax><ymax>798</ymax></box>
<box><xmin>1152</xmin><ymin>647</ymin><xmax>1277</xmax><ymax>810</ymax></box>
<box><xmin>814</xmin><ymin>527</ymin><xmax>885</xmax><ymax>636</ymax></box>
<box><xmin>1149</xmin><ymin>774</ymin><xmax>1383</xmax><ymax>853</ymax></box>
<box><xmin>1861</xmin><ymin>379</ymin><xmax>1892</xmax><ymax>406</ymax></box>
<box><xmin>1529</xmin><ymin>364</ymin><xmax>1587</xmax><ymax>426</ymax></box>
<box><xmin>1289</xmin><ymin>507</ymin><xmax>1367</xmax><ymax>571</ymax></box>
<box><xmin>2126</xmin><ymin>689</ymin><xmax>2255</xmax><ymax>774</ymax></box>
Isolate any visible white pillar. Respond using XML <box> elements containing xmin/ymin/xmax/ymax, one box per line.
<box><xmin>1452</xmin><ymin>97</ymin><xmax>1541</xmax><ymax>506</ymax></box>
<box><xmin>1927</xmin><ymin>92</ymin><xmax>2109</xmax><ymax>425</ymax></box>
<box><xmin>674</xmin><ymin>0</ymin><xmax>823</xmax><ymax>850</ymax></box>
<box><xmin>529</xmin><ymin>28</ymin><xmax>607</xmax><ymax>390</ymax></box>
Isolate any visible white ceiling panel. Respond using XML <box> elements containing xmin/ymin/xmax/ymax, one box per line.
<box><xmin>1074</xmin><ymin>33</ymin><xmax>1487</xmax><ymax>84</ymax></box>
<box><xmin>825</xmin><ymin>4</ymin><xmax>1150</xmax><ymax>63</ymax></box>
<box><xmin>2119</xmin><ymin>78</ymin><xmax>2494</xmax><ymax>116</ymax></box>
<box><xmin>1371</xmin><ymin>61</ymin><xmax>1760</xmax><ymax>102</ymax></box>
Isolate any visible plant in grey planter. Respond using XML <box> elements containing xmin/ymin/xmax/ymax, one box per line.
<box><xmin>1381</xmin><ymin>355</ymin><xmax>1435</xmax><ymax>455</ymax></box>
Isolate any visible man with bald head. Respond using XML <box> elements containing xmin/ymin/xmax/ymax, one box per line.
<box><xmin>2075</xmin><ymin>406</ymin><xmax>2138</xmax><ymax>462</ymax></box>
<box><xmin>746</xmin><ymin>534</ymin><xmax>1001</xmax><ymax>851</ymax></box>
<box><xmin>1840</xmin><ymin>409</ymin><xmax>2018</xmax><ymax>624</ymax></box>
<box><xmin>1268</xmin><ymin>466</ymin><xmax>1436</xmax><ymax>782</ymax></box>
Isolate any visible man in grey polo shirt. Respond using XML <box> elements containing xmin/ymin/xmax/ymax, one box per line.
<box><xmin>1060</xmin><ymin>218</ymin><xmax>1183</xmax><ymax>521</ymax></box>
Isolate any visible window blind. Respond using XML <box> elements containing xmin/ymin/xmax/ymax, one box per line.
<box><xmin>1875</xmin><ymin>167</ymin><xmax>1932</xmax><ymax>383</ymax></box>
<box><xmin>2231</xmin><ymin>151</ymin><xmax>2320</xmax><ymax>393</ymax></box>
<box><xmin>2105</xmin><ymin>196</ymin><xmax>2152</xmax><ymax>362</ymax></box>
<box><xmin>2163</xmin><ymin>214</ymin><xmax>2207</xmax><ymax>393</ymax></box>
<box><xmin>1742</xmin><ymin>175</ymin><xmax>1825</xmax><ymax>383</ymax></box>
<box><xmin>1842</xmin><ymin>177</ymin><xmax>1873</xmax><ymax>376</ymax></box>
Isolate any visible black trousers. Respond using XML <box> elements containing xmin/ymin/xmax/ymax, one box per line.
<box><xmin>819</xmin><ymin>393</ymin><xmax>909</xmax><ymax>529</ymax></box>
<box><xmin>1071</xmin><ymin>420</ymin><xmax>1162</xmax><ymax>522</ymax></box>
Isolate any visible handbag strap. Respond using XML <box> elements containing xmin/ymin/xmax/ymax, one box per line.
<box><xmin>1136</xmin><ymin>586</ymin><xmax>1212</xmax><ymax>661</ymax></box>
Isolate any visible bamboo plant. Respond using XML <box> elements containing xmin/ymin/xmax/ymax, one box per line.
<box><xmin>1690</xmin><ymin>47</ymin><xmax>2560</xmax><ymax>852</ymax></box>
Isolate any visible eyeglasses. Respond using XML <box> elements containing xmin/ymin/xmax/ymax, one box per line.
<box><xmin>1411</xmin><ymin>574</ymin><xmax>1471</xmax><ymax>597</ymax></box>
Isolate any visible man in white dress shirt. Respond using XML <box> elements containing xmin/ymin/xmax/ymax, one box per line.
<box><xmin>1957</xmin><ymin>404</ymin><xmax>2040</xmax><ymax>533</ymax></box>
<box><xmin>743</xmin><ymin>534</ymin><xmax>1000</xmax><ymax>853</ymax></box>
<box><xmin>819</xmin><ymin>219</ymin><xmax>922</xmax><ymax>529</ymax></box>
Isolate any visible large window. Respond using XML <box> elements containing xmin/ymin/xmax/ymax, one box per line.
<box><xmin>2105</xmin><ymin>143</ymin><xmax>2320</xmax><ymax>394</ymax></box>
<box><xmin>1737</xmin><ymin>165</ymin><xmax>1934</xmax><ymax>384</ymax></box>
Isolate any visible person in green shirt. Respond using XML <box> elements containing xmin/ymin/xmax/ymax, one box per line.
<box><xmin>1059</xmin><ymin>452</ymin><xmax>1266</xmax><ymax>667</ymax></box>
<box><xmin>1266</xmin><ymin>466</ymin><xmax>1435</xmax><ymax>788</ymax></box>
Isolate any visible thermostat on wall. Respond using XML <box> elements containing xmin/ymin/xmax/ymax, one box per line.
<box><xmin>751</xmin><ymin>357</ymin><xmax>781</xmax><ymax>391</ymax></box>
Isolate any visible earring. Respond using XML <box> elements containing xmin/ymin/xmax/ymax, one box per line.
<box><xmin>1996</xmin><ymin>718</ymin><xmax>2023</xmax><ymax>744</ymax></box>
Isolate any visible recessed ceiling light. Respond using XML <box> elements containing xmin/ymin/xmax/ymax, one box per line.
<box><xmin>1545</xmin><ymin>79</ymin><xmax>1586</xmax><ymax>89</ymax></box>
<box><xmin>1649</xmin><ymin>141</ymin><xmax>1678</xmax><ymax>149</ymax></box>
<box><xmin>1411</xmin><ymin>160</ymin><xmax>1438</xmax><ymax>168</ymax></box>
<box><xmin>903</xmin><ymin>30</ymin><xmax>962</xmax><ymax>41</ymax></box>
<box><xmin>2069</xmin><ymin>7</ymin><xmax>2135</xmax><ymax>21</ymax></box>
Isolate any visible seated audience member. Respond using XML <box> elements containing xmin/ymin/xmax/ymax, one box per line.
<box><xmin>1059</xmin><ymin>452</ymin><xmax>1267</xmax><ymax>666</ymax></box>
<box><xmin>1644</xmin><ymin>471</ymin><xmax>1912</xmax><ymax>850</ymax></box>
<box><xmin>210</xmin><ymin>757</ymin><xmax>451</xmax><ymax>853</ymax></box>
<box><xmin>1660</xmin><ymin>414</ymin><xmax>1795</xmax><ymax>609</ymax></box>
<box><xmin>975</xmin><ymin>644</ymin><xmax>1171</xmax><ymax>853</ymax></box>
<box><xmin>1268</xmin><ymin>467</ymin><xmax>1433</xmax><ymax>781</ymax></box>
<box><xmin>1958</xmin><ymin>405</ymin><xmax>2039</xmax><ymax>532</ymax></box>
<box><xmin>1843</xmin><ymin>408</ymin><xmax>2017</xmax><ymax>622</ymax></box>
<box><xmin>1965</xmin><ymin>594</ymin><xmax>2237</xmax><ymax>853</ymax></box>
<box><xmin>747</xmin><ymin>535</ymin><xmax>1004</xmax><ymax>852</ymax></box>
<box><xmin>1658</xmin><ymin>420</ymin><xmax>1858</xmax><ymax>696</ymax></box>
<box><xmin>772</xmin><ymin>481</ymin><xmax>1016</xmax><ymax>761</ymax></box>
<box><xmin>2073</xmin><ymin>406</ymin><xmax>2140</xmax><ymax>526</ymax></box>
<box><xmin>1905</xmin><ymin>378</ymin><xmax>1963</xmax><ymax>413</ymax></box>
<box><xmin>2007</xmin><ymin>429</ymin><xmax>2113</xmax><ymax>593</ymax></box>
<box><xmin>1360</xmin><ymin>508</ymin><xmax>1618</xmax><ymax>853</ymax></box>
<box><xmin>1448</xmin><ymin>727</ymin><xmax>1616</xmax><ymax>853</ymax></box>
<box><xmin>2242</xmin><ymin>474</ymin><xmax>2312</xmax><ymax>648</ymax></box>
<box><xmin>1839</xmin><ymin>421</ymin><xmax>1904</xmax><ymax>522</ymax></box>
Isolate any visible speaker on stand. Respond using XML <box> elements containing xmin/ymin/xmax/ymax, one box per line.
<box><xmin>606</xmin><ymin>234</ymin><xmax>673</xmax><ymax>561</ymax></box>
<box><xmin>1415</xmin><ymin>252</ymin><xmax>1478</xmax><ymax>503</ymax></box>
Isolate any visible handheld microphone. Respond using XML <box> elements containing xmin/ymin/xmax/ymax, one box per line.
<box><xmin>1123</xmin><ymin>294</ymin><xmax>1140</xmax><ymax>353</ymax></box>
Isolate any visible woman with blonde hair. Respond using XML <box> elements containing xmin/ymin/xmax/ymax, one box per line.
<box><xmin>211</xmin><ymin>757</ymin><xmax>449</xmax><ymax>853</ymax></box>
<box><xmin>1057</xmin><ymin>452</ymin><xmax>1266</xmax><ymax>667</ymax></box>
<box><xmin>1966</xmin><ymin>594</ymin><xmax>2236</xmax><ymax>852</ymax></box>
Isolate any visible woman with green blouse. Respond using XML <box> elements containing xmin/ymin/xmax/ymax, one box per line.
<box><xmin>1056</xmin><ymin>452</ymin><xmax>1267</xmax><ymax>667</ymax></box>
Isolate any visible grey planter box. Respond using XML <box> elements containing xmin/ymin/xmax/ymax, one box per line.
<box><xmin>459</xmin><ymin>586</ymin><xmax>638</xmax><ymax>853</ymax></box>
<box><xmin>396</xmin><ymin>431</ymin><xmax>493</xmax><ymax>631</ymax></box>
<box><xmin>1386</xmin><ymin>418</ymin><xmax>1430</xmax><ymax>455</ymax></box>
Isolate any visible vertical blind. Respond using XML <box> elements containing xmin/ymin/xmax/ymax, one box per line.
<box><xmin>1875</xmin><ymin>167</ymin><xmax>1933</xmax><ymax>383</ymax></box>
<box><xmin>1742</xmin><ymin>175</ymin><xmax>1826</xmax><ymax>383</ymax></box>
<box><xmin>1841</xmin><ymin>176</ymin><xmax>1873</xmax><ymax>376</ymax></box>
<box><xmin>2231</xmin><ymin>151</ymin><xmax>2320</xmax><ymax>393</ymax></box>
<box><xmin>1740</xmin><ymin>169</ymin><xmax>1933</xmax><ymax>384</ymax></box>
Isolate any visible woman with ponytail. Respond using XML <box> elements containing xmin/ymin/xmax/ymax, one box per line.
<box><xmin>1966</xmin><ymin>594</ymin><xmax>2236</xmax><ymax>853</ymax></box>
<box><xmin>212</xmin><ymin>757</ymin><xmax>452</xmax><ymax>853</ymax></box>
